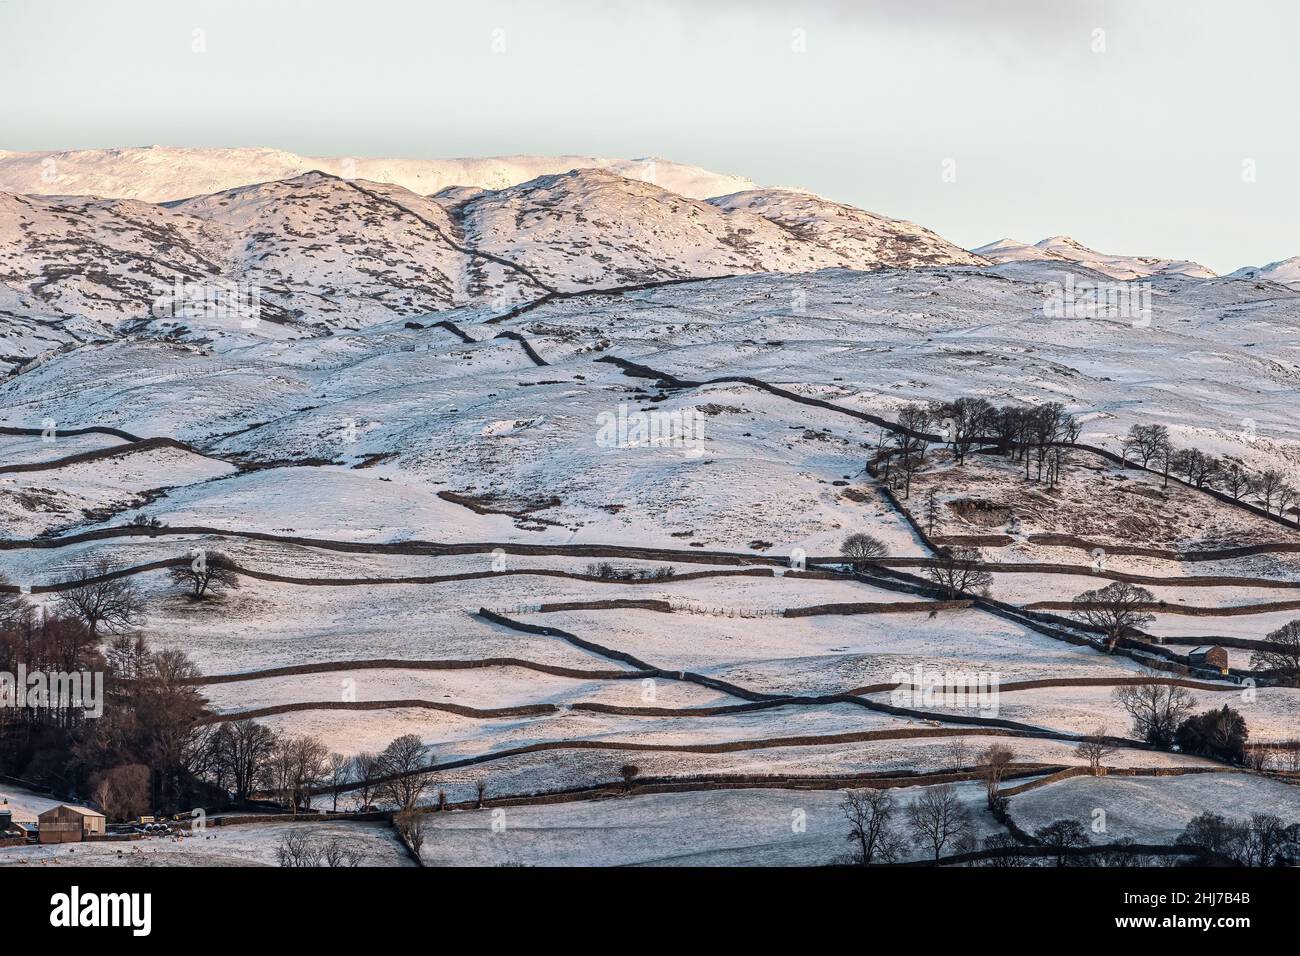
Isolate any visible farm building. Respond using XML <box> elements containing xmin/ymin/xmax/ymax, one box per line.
<box><xmin>37</xmin><ymin>804</ymin><xmax>106</xmax><ymax>844</ymax></box>
<box><xmin>1187</xmin><ymin>645</ymin><xmax>1229</xmax><ymax>675</ymax></box>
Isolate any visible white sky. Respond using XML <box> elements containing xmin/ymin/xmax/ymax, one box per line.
<box><xmin>1</xmin><ymin>0</ymin><xmax>1296</xmax><ymax>273</ymax></box>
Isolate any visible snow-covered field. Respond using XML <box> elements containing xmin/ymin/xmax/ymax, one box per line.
<box><xmin>1010</xmin><ymin>773</ymin><xmax>1300</xmax><ymax>844</ymax></box>
<box><xmin>1</xmin><ymin>150</ymin><xmax>1297</xmax><ymax>867</ymax></box>
<box><xmin>418</xmin><ymin>782</ymin><xmax>1002</xmax><ymax>867</ymax></box>
<box><xmin>0</xmin><ymin>821</ymin><xmax>412</xmax><ymax>867</ymax></box>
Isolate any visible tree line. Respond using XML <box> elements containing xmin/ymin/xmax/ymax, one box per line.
<box><xmin>1122</xmin><ymin>423</ymin><xmax>1297</xmax><ymax>523</ymax></box>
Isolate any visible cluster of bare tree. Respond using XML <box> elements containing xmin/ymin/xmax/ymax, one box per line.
<box><xmin>1</xmin><ymin>562</ymin><xmax>216</xmax><ymax>816</ymax></box>
<box><xmin>200</xmin><ymin>725</ymin><xmax>438</xmax><ymax>815</ymax></box>
<box><xmin>844</xmin><ymin>746</ymin><xmax>1295</xmax><ymax>866</ymax></box>
<box><xmin>875</xmin><ymin>404</ymin><xmax>931</xmax><ymax>498</ymax></box>
<box><xmin>1109</xmin><ymin>671</ymin><xmax>1257</xmax><ymax>763</ymax></box>
<box><xmin>875</xmin><ymin>399</ymin><xmax>1082</xmax><ymax>498</ymax></box>
<box><xmin>841</xmin><ymin>783</ymin><xmax>975</xmax><ymax>864</ymax></box>
<box><xmin>840</xmin><ymin>744</ymin><xmax>1016</xmax><ymax>864</ymax></box>
<box><xmin>986</xmin><ymin>401</ymin><xmax>1082</xmax><ymax>487</ymax></box>
<box><xmin>275</xmin><ymin>828</ymin><xmax>363</xmax><ymax>867</ymax></box>
<box><xmin>973</xmin><ymin>832</ymin><xmax>1167</xmax><ymax>867</ymax></box>
<box><xmin>1123</xmin><ymin>423</ymin><xmax>1298</xmax><ymax>522</ymax></box>
<box><xmin>1175</xmin><ymin>812</ymin><xmax>1300</xmax><ymax>867</ymax></box>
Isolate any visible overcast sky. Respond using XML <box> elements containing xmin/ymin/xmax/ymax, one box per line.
<box><xmin>1</xmin><ymin>0</ymin><xmax>1295</xmax><ymax>272</ymax></box>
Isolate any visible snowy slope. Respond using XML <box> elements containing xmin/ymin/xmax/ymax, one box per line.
<box><xmin>710</xmin><ymin>189</ymin><xmax>986</xmax><ymax>268</ymax></box>
<box><xmin>168</xmin><ymin>172</ymin><xmax>542</xmax><ymax>326</ymax></box>
<box><xmin>0</xmin><ymin>191</ymin><xmax>233</xmax><ymax>326</ymax></box>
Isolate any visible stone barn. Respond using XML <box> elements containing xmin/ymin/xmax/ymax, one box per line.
<box><xmin>1187</xmin><ymin>645</ymin><xmax>1230</xmax><ymax>675</ymax></box>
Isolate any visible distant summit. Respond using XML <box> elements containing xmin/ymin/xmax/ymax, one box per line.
<box><xmin>973</xmin><ymin>235</ymin><xmax>1216</xmax><ymax>280</ymax></box>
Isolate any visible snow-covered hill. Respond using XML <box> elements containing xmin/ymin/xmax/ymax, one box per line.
<box><xmin>711</xmin><ymin>189</ymin><xmax>986</xmax><ymax>269</ymax></box>
<box><xmin>0</xmin><ymin>146</ymin><xmax>756</xmax><ymax>203</ymax></box>
<box><xmin>1227</xmin><ymin>255</ymin><xmax>1300</xmax><ymax>288</ymax></box>
<box><xmin>974</xmin><ymin>236</ymin><xmax>1216</xmax><ymax>280</ymax></box>
<box><xmin>0</xmin><ymin>167</ymin><xmax>984</xmax><ymax>357</ymax></box>
<box><xmin>452</xmin><ymin>170</ymin><xmax>981</xmax><ymax>290</ymax></box>
<box><xmin>0</xmin><ymin>190</ymin><xmax>234</xmax><ymax>326</ymax></box>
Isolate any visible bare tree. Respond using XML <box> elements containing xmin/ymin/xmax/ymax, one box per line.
<box><xmin>1174</xmin><ymin>448</ymin><xmax>1221</xmax><ymax>489</ymax></box>
<box><xmin>895</xmin><ymin>403</ymin><xmax>931</xmax><ymax>441</ymax></box>
<box><xmin>892</xmin><ymin>404</ymin><xmax>931</xmax><ymax>499</ymax></box>
<box><xmin>1029</xmin><ymin>402</ymin><xmax>1080</xmax><ymax>487</ymax></box>
<box><xmin>923</xmin><ymin>489</ymin><xmax>941</xmax><ymax>536</ymax></box>
<box><xmin>378</xmin><ymin>734</ymin><xmax>435</xmax><ymax>810</ymax></box>
<box><xmin>1251</xmin><ymin>619</ymin><xmax>1300</xmax><ymax>683</ymax></box>
<box><xmin>91</xmin><ymin>764</ymin><xmax>151</xmax><ymax>822</ymax></box>
<box><xmin>1076</xmin><ymin>726</ymin><xmax>1116</xmax><ymax>775</ymax></box>
<box><xmin>840</xmin><ymin>532</ymin><xmax>887</xmax><ymax>571</ymax></box>
<box><xmin>1070</xmin><ymin>580</ymin><xmax>1156</xmax><ymax>652</ymax></box>
<box><xmin>1035</xmin><ymin>819</ymin><xmax>1091</xmax><ymax>866</ymax></box>
<box><xmin>1254</xmin><ymin>468</ymin><xmax>1285</xmax><ymax>514</ymax></box>
<box><xmin>942</xmin><ymin>737</ymin><xmax>971</xmax><ymax>772</ymax></box>
<box><xmin>352</xmin><ymin>751</ymin><xmax>384</xmax><ymax>811</ymax></box>
<box><xmin>1122</xmin><ymin>423</ymin><xmax>1169</xmax><ymax>469</ymax></box>
<box><xmin>264</xmin><ymin>734</ymin><xmax>329</xmax><ymax>815</ymax></box>
<box><xmin>54</xmin><ymin>557</ymin><xmax>144</xmax><ymax>640</ymax></box>
<box><xmin>619</xmin><ymin>764</ymin><xmax>640</xmax><ymax>792</ymax></box>
<box><xmin>930</xmin><ymin>397</ymin><xmax>995</xmax><ymax>466</ymax></box>
<box><xmin>1112</xmin><ymin>674</ymin><xmax>1197</xmax><ymax>747</ymax></box>
<box><xmin>290</xmin><ymin>735</ymin><xmax>329</xmax><ymax>814</ymax></box>
<box><xmin>318</xmin><ymin>838</ymin><xmax>363</xmax><ymax>868</ymax></box>
<box><xmin>1223</xmin><ymin>462</ymin><xmax>1251</xmax><ymax>501</ymax></box>
<box><xmin>326</xmin><ymin>752</ymin><xmax>351</xmax><ymax>813</ymax></box>
<box><xmin>276</xmin><ymin>830</ymin><xmax>361</xmax><ymax>867</ymax></box>
<box><xmin>276</xmin><ymin>828</ymin><xmax>320</xmax><ymax>867</ymax></box>
<box><xmin>475</xmin><ymin>779</ymin><xmax>488</xmax><ymax>809</ymax></box>
<box><xmin>840</xmin><ymin>788</ymin><xmax>902</xmax><ymax>865</ymax></box>
<box><xmin>925</xmin><ymin>547</ymin><xmax>993</xmax><ymax>599</ymax></box>
<box><xmin>394</xmin><ymin>811</ymin><xmax>428</xmax><ymax>858</ymax></box>
<box><xmin>1278</xmin><ymin>484</ymin><xmax>1298</xmax><ymax>525</ymax></box>
<box><xmin>168</xmin><ymin>549</ymin><xmax>241</xmax><ymax>600</ymax></box>
<box><xmin>0</xmin><ymin>578</ymin><xmax>28</xmax><ymax>629</ymax></box>
<box><xmin>214</xmin><ymin>718</ymin><xmax>277</xmax><ymax>803</ymax></box>
<box><xmin>906</xmin><ymin>784</ymin><xmax>975</xmax><ymax>861</ymax></box>
<box><xmin>978</xmin><ymin>743</ymin><xmax>1016</xmax><ymax>809</ymax></box>
<box><xmin>132</xmin><ymin>647</ymin><xmax>209</xmax><ymax>812</ymax></box>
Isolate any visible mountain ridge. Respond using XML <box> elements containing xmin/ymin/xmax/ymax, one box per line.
<box><xmin>0</xmin><ymin>146</ymin><xmax>758</xmax><ymax>204</ymax></box>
